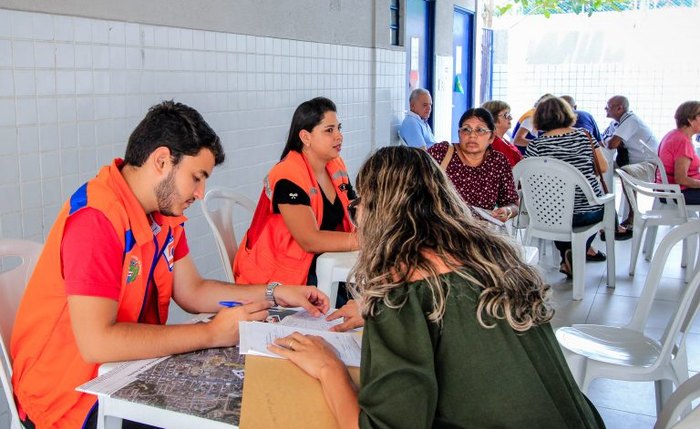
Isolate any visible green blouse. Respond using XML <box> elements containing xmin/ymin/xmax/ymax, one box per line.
<box><xmin>357</xmin><ymin>272</ymin><xmax>605</xmax><ymax>429</ymax></box>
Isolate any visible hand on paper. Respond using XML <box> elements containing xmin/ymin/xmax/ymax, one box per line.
<box><xmin>209</xmin><ymin>300</ymin><xmax>271</xmax><ymax>347</ymax></box>
<box><xmin>327</xmin><ymin>300</ymin><xmax>364</xmax><ymax>332</ymax></box>
<box><xmin>273</xmin><ymin>285</ymin><xmax>331</xmax><ymax>316</ymax></box>
<box><xmin>268</xmin><ymin>332</ymin><xmax>346</xmax><ymax>380</ymax></box>
<box><xmin>491</xmin><ymin>206</ymin><xmax>510</xmax><ymax>222</ymax></box>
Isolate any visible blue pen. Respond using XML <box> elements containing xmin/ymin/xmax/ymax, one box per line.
<box><xmin>219</xmin><ymin>301</ymin><xmax>243</xmax><ymax>308</ymax></box>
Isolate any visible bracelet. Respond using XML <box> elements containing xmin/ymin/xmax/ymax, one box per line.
<box><xmin>266</xmin><ymin>282</ymin><xmax>282</xmax><ymax>306</ymax></box>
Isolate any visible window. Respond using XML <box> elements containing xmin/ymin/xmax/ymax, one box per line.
<box><xmin>390</xmin><ymin>0</ymin><xmax>400</xmax><ymax>46</ymax></box>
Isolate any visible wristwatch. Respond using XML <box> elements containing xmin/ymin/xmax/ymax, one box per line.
<box><xmin>266</xmin><ymin>282</ymin><xmax>282</xmax><ymax>306</ymax></box>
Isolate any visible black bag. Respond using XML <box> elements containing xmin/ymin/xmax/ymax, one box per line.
<box><xmin>616</xmin><ymin>144</ymin><xmax>630</xmax><ymax>167</ymax></box>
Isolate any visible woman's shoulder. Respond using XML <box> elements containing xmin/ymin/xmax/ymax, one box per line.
<box><xmin>427</xmin><ymin>141</ymin><xmax>451</xmax><ymax>159</ymax></box>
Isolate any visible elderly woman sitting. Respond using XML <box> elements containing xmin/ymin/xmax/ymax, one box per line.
<box><xmin>427</xmin><ymin>107</ymin><xmax>519</xmax><ymax>224</ymax></box>
<box><xmin>481</xmin><ymin>100</ymin><xmax>523</xmax><ymax>167</ymax></box>
<box><xmin>657</xmin><ymin>101</ymin><xmax>700</xmax><ymax>204</ymax></box>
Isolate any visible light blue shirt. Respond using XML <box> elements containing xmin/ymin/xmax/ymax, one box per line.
<box><xmin>399</xmin><ymin>111</ymin><xmax>436</xmax><ymax>148</ymax></box>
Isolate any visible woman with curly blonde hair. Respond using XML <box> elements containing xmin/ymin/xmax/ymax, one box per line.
<box><xmin>269</xmin><ymin>146</ymin><xmax>605</xmax><ymax>429</ymax></box>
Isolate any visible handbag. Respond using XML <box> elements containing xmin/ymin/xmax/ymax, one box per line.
<box><xmin>583</xmin><ymin>130</ymin><xmax>609</xmax><ymax>194</ymax></box>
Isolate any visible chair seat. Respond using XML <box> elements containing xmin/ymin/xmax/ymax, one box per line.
<box><xmin>556</xmin><ymin>325</ymin><xmax>662</xmax><ymax>367</ymax></box>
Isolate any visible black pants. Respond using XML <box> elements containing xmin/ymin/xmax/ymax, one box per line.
<box><xmin>554</xmin><ymin>208</ymin><xmax>604</xmax><ymax>263</ymax></box>
<box><xmin>22</xmin><ymin>405</ymin><xmax>161</xmax><ymax>429</ymax></box>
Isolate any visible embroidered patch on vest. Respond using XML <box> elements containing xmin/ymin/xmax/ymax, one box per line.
<box><xmin>164</xmin><ymin>235</ymin><xmax>176</xmax><ymax>271</ymax></box>
<box><xmin>126</xmin><ymin>256</ymin><xmax>141</xmax><ymax>283</ymax></box>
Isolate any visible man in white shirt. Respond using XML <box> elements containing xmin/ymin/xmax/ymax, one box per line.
<box><xmin>399</xmin><ymin>88</ymin><xmax>445</xmax><ymax>149</ymax></box>
<box><xmin>602</xmin><ymin>95</ymin><xmax>658</xmax><ymax>232</ymax></box>
<box><xmin>602</xmin><ymin>95</ymin><xmax>658</xmax><ymax>166</ymax></box>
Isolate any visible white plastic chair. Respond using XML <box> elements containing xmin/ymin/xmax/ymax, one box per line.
<box><xmin>513</xmin><ymin>157</ymin><xmax>616</xmax><ymax>300</ymax></box>
<box><xmin>201</xmin><ymin>188</ymin><xmax>256</xmax><ymax>283</ymax></box>
<box><xmin>0</xmin><ymin>239</ymin><xmax>43</xmax><ymax>429</ymax></box>
<box><xmin>616</xmin><ymin>169</ymin><xmax>694</xmax><ymax>277</ymax></box>
<box><xmin>316</xmin><ymin>251</ymin><xmax>359</xmax><ymax>308</ymax></box>
<box><xmin>654</xmin><ymin>371</ymin><xmax>700</xmax><ymax>429</ymax></box>
<box><xmin>556</xmin><ymin>220</ymin><xmax>700</xmax><ymax>415</ymax></box>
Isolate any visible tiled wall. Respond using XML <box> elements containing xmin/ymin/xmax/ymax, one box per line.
<box><xmin>490</xmin><ymin>8</ymin><xmax>700</xmax><ymax>140</ymax></box>
<box><xmin>0</xmin><ymin>8</ymin><xmax>406</xmax><ymax>279</ymax></box>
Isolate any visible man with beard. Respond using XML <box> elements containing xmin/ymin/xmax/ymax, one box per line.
<box><xmin>11</xmin><ymin>101</ymin><xmax>330</xmax><ymax>429</ymax></box>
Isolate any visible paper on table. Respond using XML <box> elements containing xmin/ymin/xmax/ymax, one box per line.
<box><xmin>279</xmin><ymin>310</ymin><xmax>343</xmax><ymax>331</ymax></box>
<box><xmin>470</xmin><ymin>205</ymin><xmax>505</xmax><ymax>227</ymax></box>
<box><xmin>76</xmin><ymin>356</ymin><xmax>168</xmax><ymax>396</ymax></box>
<box><xmin>239</xmin><ymin>321</ymin><xmax>362</xmax><ymax>367</ymax></box>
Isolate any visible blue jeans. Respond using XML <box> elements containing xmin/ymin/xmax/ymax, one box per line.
<box><xmin>555</xmin><ymin>208</ymin><xmax>604</xmax><ymax>263</ymax></box>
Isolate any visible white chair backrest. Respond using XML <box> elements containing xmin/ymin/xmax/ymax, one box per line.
<box><xmin>628</xmin><ymin>219</ymin><xmax>700</xmax><ymax>334</ymax></box>
<box><xmin>397</xmin><ymin>129</ymin><xmax>408</xmax><ymax>146</ymax></box>
<box><xmin>0</xmin><ymin>239</ymin><xmax>42</xmax><ymax>429</ymax></box>
<box><xmin>640</xmin><ymin>138</ymin><xmax>668</xmax><ymax>184</ymax></box>
<box><xmin>513</xmin><ymin>157</ymin><xmax>598</xmax><ymax>236</ymax></box>
<box><xmin>655</xmin><ymin>372</ymin><xmax>700</xmax><ymax>429</ymax></box>
<box><xmin>201</xmin><ymin>188</ymin><xmax>256</xmax><ymax>283</ymax></box>
<box><xmin>616</xmin><ymin>169</ymin><xmax>687</xmax><ymax>218</ymax></box>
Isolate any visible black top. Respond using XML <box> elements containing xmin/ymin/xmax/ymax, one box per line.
<box><xmin>272</xmin><ymin>179</ymin><xmax>345</xmax><ymax>285</ymax></box>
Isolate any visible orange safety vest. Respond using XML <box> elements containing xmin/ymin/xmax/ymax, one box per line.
<box><xmin>233</xmin><ymin>151</ymin><xmax>354</xmax><ymax>285</ymax></box>
<box><xmin>11</xmin><ymin>159</ymin><xmax>186</xmax><ymax>429</ymax></box>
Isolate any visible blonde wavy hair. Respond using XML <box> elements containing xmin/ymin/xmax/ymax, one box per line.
<box><xmin>350</xmin><ymin>146</ymin><xmax>552</xmax><ymax>331</ymax></box>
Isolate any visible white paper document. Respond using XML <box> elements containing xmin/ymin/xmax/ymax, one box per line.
<box><xmin>239</xmin><ymin>321</ymin><xmax>362</xmax><ymax>367</ymax></box>
<box><xmin>279</xmin><ymin>310</ymin><xmax>343</xmax><ymax>331</ymax></box>
<box><xmin>76</xmin><ymin>356</ymin><xmax>168</xmax><ymax>396</ymax></box>
<box><xmin>470</xmin><ymin>205</ymin><xmax>505</xmax><ymax>227</ymax></box>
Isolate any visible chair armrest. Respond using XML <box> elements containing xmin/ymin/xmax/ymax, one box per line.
<box><xmin>591</xmin><ymin>192</ymin><xmax>615</xmax><ymax>206</ymax></box>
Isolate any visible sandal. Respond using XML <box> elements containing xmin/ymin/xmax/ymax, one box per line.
<box><xmin>586</xmin><ymin>250</ymin><xmax>607</xmax><ymax>262</ymax></box>
<box><xmin>559</xmin><ymin>249</ymin><xmax>573</xmax><ymax>279</ymax></box>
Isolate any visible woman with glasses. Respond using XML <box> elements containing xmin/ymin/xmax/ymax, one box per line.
<box><xmin>269</xmin><ymin>146</ymin><xmax>605</xmax><ymax>429</ymax></box>
<box><xmin>524</xmin><ymin>96</ymin><xmax>609</xmax><ymax>278</ymax></box>
<box><xmin>482</xmin><ymin>100</ymin><xmax>523</xmax><ymax>167</ymax></box>
<box><xmin>233</xmin><ymin>97</ymin><xmax>358</xmax><ymax>289</ymax></box>
<box><xmin>427</xmin><ymin>107</ymin><xmax>519</xmax><ymax>224</ymax></box>
<box><xmin>656</xmin><ymin>101</ymin><xmax>700</xmax><ymax>204</ymax></box>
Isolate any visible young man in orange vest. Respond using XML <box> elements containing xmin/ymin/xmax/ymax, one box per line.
<box><xmin>10</xmin><ymin>100</ymin><xmax>330</xmax><ymax>429</ymax></box>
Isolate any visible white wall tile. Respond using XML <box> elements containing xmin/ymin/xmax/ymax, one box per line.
<box><xmin>0</xmin><ymin>184</ymin><xmax>21</xmax><ymax>212</ymax></box>
<box><xmin>36</xmin><ymin>70</ymin><xmax>56</xmax><ymax>96</ymax></box>
<box><xmin>91</xmin><ymin>20</ymin><xmax>110</xmax><ymax>44</ymax></box>
<box><xmin>0</xmin><ymin>40</ymin><xmax>11</xmax><ymax>67</ymax></box>
<box><xmin>1</xmin><ymin>212</ymin><xmax>23</xmax><ymax>239</ymax></box>
<box><xmin>77</xmin><ymin>122</ymin><xmax>95</xmax><ymax>147</ymax></box>
<box><xmin>73</xmin><ymin>18</ymin><xmax>92</xmax><ymax>43</ymax></box>
<box><xmin>40</xmin><ymin>124</ymin><xmax>59</xmax><ymax>151</ymax></box>
<box><xmin>0</xmin><ymin>70</ymin><xmax>12</xmax><ymax>96</ymax></box>
<box><xmin>17</xmin><ymin>126</ymin><xmax>39</xmax><ymax>153</ymax></box>
<box><xmin>0</xmin><ymin>100</ymin><xmax>14</xmax><ymax>127</ymax></box>
<box><xmin>60</xmin><ymin>148</ymin><xmax>79</xmax><ymax>175</ymax></box>
<box><xmin>56</xmin><ymin>70</ymin><xmax>75</xmax><ymax>95</ymax></box>
<box><xmin>11</xmin><ymin>11</ymin><xmax>34</xmax><ymax>39</ymax></box>
<box><xmin>55</xmin><ymin>42</ymin><xmax>75</xmax><ymax>68</ymax></box>
<box><xmin>75</xmin><ymin>70</ymin><xmax>93</xmax><ymax>94</ymax></box>
<box><xmin>74</xmin><ymin>45</ymin><xmax>92</xmax><ymax>68</ymax></box>
<box><xmin>76</xmin><ymin>96</ymin><xmax>94</xmax><ymax>121</ymax></box>
<box><xmin>154</xmin><ymin>26</ymin><xmax>168</xmax><ymax>48</ymax></box>
<box><xmin>92</xmin><ymin>45</ymin><xmax>109</xmax><ymax>69</ymax></box>
<box><xmin>14</xmin><ymin>70</ymin><xmax>36</xmax><ymax>96</ymax></box>
<box><xmin>16</xmin><ymin>98</ymin><xmax>38</xmax><ymax>126</ymax></box>
<box><xmin>37</xmin><ymin>97</ymin><xmax>57</xmax><ymax>123</ymax></box>
<box><xmin>0</xmin><ymin>127</ymin><xmax>16</xmax><ymax>156</ymax></box>
<box><xmin>13</xmin><ymin>40</ymin><xmax>35</xmax><ymax>68</ymax></box>
<box><xmin>124</xmin><ymin>23</ymin><xmax>140</xmax><ymax>46</ymax></box>
<box><xmin>0</xmin><ymin>9</ymin><xmax>11</xmax><ymax>38</ymax></box>
<box><xmin>33</xmin><ymin>13</ymin><xmax>54</xmax><ymax>41</ymax></box>
<box><xmin>0</xmin><ymin>156</ymin><xmax>19</xmax><ymax>185</ymax></box>
<box><xmin>21</xmin><ymin>207</ymin><xmax>43</xmax><ymax>239</ymax></box>
<box><xmin>108</xmin><ymin>21</ymin><xmax>125</xmax><ymax>45</ymax></box>
<box><xmin>53</xmin><ymin>15</ymin><xmax>74</xmax><ymax>42</ymax></box>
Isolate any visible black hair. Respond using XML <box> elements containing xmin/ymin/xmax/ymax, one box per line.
<box><xmin>458</xmin><ymin>107</ymin><xmax>496</xmax><ymax>131</ymax></box>
<box><xmin>124</xmin><ymin>100</ymin><xmax>225</xmax><ymax>167</ymax></box>
<box><xmin>280</xmin><ymin>97</ymin><xmax>337</xmax><ymax>160</ymax></box>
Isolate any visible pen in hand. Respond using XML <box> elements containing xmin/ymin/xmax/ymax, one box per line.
<box><xmin>219</xmin><ymin>301</ymin><xmax>243</xmax><ymax>308</ymax></box>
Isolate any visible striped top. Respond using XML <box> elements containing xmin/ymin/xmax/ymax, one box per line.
<box><xmin>524</xmin><ymin>129</ymin><xmax>603</xmax><ymax>215</ymax></box>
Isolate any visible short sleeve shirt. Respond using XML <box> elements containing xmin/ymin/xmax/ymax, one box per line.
<box><xmin>427</xmin><ymin>143</ymin><xmax>518</xmax><ymax>210</ymax></box>
<box><xmin>657</xmin><ymin>129</ymin><xmax>700</xmax><ymax>189</ymax></box>
<box><xmin>61</xmin><ymin>208</ymin><xmax>189</xmax><ymax>300</ymax></box>
<box><xmin>613</xmin><ymin>112</ymin><xmax>658</xmax><ymax>164</ymax></box>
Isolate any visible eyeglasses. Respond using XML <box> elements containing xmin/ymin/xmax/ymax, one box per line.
<box><xmin>459</xmin><ymin>127</ymin><xmax>491</xmax><ymax>136</ymax></box>
<box><xmin>348</xmin><ymin>197</ymin><xmax>361</xmax><ymax>227</ymax></box>
<box><xmin>498</xmin><ymin>113</ymin><xmax>512</xmax><ymax>120</ymax></box>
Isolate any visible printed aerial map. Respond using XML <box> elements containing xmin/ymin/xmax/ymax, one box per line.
<box><xmin>112</xmin><ymin>346</ymin><xmax>245</xmax><ymax>425</ymax></box>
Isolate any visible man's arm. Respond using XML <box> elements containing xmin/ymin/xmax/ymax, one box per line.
<box><xmin>170</xmin><ymin>253</ymin><xmax>331</xmax><ymax>315</ymax></box>
<box><xmin>606</xmin><ymin>135</ymin><xmax>623</xmax><ymax>150</ymax></box>
<box><xmin>67</xmin><ymin>295</ymin><xmax>271</xmax><ymax>363</ymax></box>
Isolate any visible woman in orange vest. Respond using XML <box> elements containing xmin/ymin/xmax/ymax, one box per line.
<box><xmin>234</xmin><ymin>97</ymin><xmax>358</xmax><ymax>288</ymax></box>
